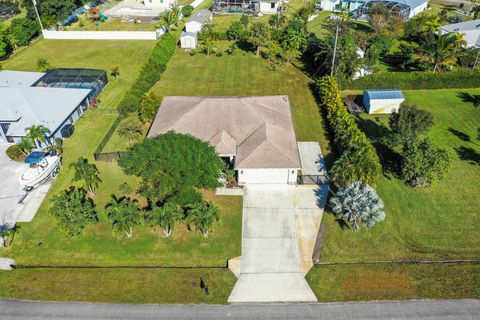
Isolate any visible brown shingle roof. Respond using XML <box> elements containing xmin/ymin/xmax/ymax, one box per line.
<box><xmin>147</xmin><ymin>96</ymin><xmax>301</xmax><ymax>169</ymax></box>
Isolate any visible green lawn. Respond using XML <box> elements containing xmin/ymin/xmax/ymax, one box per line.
<box><xmin>308</xmin><ymin>88</ymin><xmax>480</xmax><ymax>300</ymax></box>
<box><xmin>67</xmin><ymin>18</ymin><xmax>160</xmax><ymax>31</ymax></box>
<box><xmin>151</xmin><ymin>42</ymin><xmax>330</xmax><ymax>157</ymax></box>
<box><xmin>0</xmin><ymin>39</ymin><xmax>243</xmax><ymax>304</ymax></box>
<box><xmin>307</xmin><ymin>263</ymin><xmax>480</xmax><ymax>302</ymax></box>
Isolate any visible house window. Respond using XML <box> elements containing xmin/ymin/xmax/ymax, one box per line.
<box><xmin>6</xmin><ymin>136</ymin><xmax>14</xmax><ymax>143</ymax></box>
<box><xmin>0</xmin><ymin>123</ymin><xmax>10</xmax><ymax>135</ymax></box>
<box><xmin>271</xmin><ymin>2</ymin><xmax>275</xmax><ymax>8</ymax></box>
<box><xmin>77</xmin><ymin>106</ymin><xmax>82</xmax><ymax>117</ymax></box>
<box><xmin>69</xmin><ymin>115</ymin><xmax>74</xmax><ymax>124</ymax></box>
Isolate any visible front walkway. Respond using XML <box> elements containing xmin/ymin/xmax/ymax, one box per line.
<box><xmin>228</xmin><ymin>184</ymin><xmax>327</xmax><ymax>303</ymax></box>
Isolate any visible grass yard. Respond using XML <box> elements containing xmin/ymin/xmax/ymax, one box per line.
<box><xmin>0</xmin><ymin>39</ymin><xmax>243</xmax><ymax>303</ymax></box>
<box><xmin>67</xmin><ymin>18</ymin><xmax>160</xmax><ymax>31</ymax></box>
<box><xmin>308</xmin><ymin>88</ymin><xmax>480</xmax><ymax>300</ymax></box>
<box><xmin>151</xmin><ymin>41</ymin><xmax>330</xmax><ymax>158</ymax></box>
<box><xmin>307</xmin><ymin>263</ymin><xmax>480</xmax><ymax>302</ymax></box>
<box><xmin>0</xmin><ymin>268</ymin><xmax>237</xmax><ymax>304</ymax></box>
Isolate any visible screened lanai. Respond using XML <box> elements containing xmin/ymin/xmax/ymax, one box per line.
<box><xmin>355</xmin><ymin>1</ymin><xmax>411</xmax><ymax>20</ymax></box>
<box><xmin>32</xmin><ymin>68</ymin><xmax>108</xmax><ymax>97</ymax></box>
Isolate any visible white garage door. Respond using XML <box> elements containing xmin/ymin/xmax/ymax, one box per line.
<box><xmin>238</xmin><ymin>169</ymin><xmax>293</xmax><ymax>184</ymax></box>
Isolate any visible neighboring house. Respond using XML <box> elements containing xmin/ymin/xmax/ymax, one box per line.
<box><xmin>125</xmin><ymin>0</ymin><xmax>174</xmax><ymax>8</ymax></box>
<box><xmin>320</xmin><ymin>0</ymin><xmax>428</xmax><ymax>18</ymax></box>
<box><xmin>440</xmin><ymin>19</ymin><xmax>480</xmax><ymax>48</ymax></box>
<box><xmin>212</xmin><ymin>0</ymin><xmax>281</xmax><ymax>14</ymax></box>
<box><xmin>180</xmin><ymin>31</ymin><xmax>198</xmax><ymax>49</ymax></box>
<box><xmin>0</xmin><ymin>69</ymin><xmax>107</xmax><ymax>146</ymax></box>
<box><xmin>185</xmin><ymin>9</ymin><xmax>213</xmax><ymax>33</ymax></box>
<box><xmin>148</xmin><ymin>96</ymin><xmax>301</xmax><ymax>185</ymax></box>
<box><xmin>363</xmin><ymin>89</ymin><xmax>405</xmax><ymax>114</ymax></box>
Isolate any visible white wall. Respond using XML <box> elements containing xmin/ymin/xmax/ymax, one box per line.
<box><xmin>190</xmin><ymin>0</ymin><xmax>206</xmax><ymax>8</ymax></box>
<box><xmin>366</xmin><ymin>99</ymin><xmax>404</xmax><ymax>114</ymax></box>
<box><xmin>238</xmin><ymin>168</ymin><xmax>297</xmax><ymax>184</ymax></box>
<box><xmin>259</xmin><ymin>1</ymin><xmax>280</xmax><ymax>14</ymax></box>
<box><xmin>144</xmin><ymin>0</ymin><xmax>174</xmax><ymax>8</ymax></box>
<box><xmin>409</xmin><ymin>2</ymin><xmax>428</xmax><ymax>18</ymax></box>
<box><xmin>180</xmin><ymin>35</ymin><xmax>197</xmax><ymax>49</ymax></box>
<box><xmin>185</xmin><ymin>21</ymin><xmax>203</xmax><ymax>33</ymax></box>
<box><xmin>319</xmin><ymin>0</ymin><xmax>339</xmax><ymax>11</ymax></box>
<box><xmin>42</xmin><ymin>30</ymin><xmax>161</xmax><ymax>40</ymax></box>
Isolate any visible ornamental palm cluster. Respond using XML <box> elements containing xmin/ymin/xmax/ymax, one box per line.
<box><xmin>330</xmin><ymin>181</ymin><xmax>386</xmax><ymax>232</ymax></box>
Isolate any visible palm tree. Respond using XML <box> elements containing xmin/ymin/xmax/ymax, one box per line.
<box><xmin>106</xmin><ymin>197</ymin><xmax>143</xmax><ymax>238</ymax></box>
<box><xmin>425</xmin><ymin>33</ymin><xmax>463</xmax><ymax>73</ymax></box>
<box><xmin>25</xmin><ymin>125</ymin><xmax>50</xmax><ymax>148</ymax></box>
<box><xmin>185</xmin><ymin>201</ymin><xmax>220</xmax><ymax>237</ymax></box>
<box><xmin>420</xmin><ymin>15</ymin><xmax>441</xmax><ymax>34</ymax></box>
<box><xmin>0</xmin><ymin>223</ymin><xmax>16</xmax><ymax>248</ymax></box>
<box><xmin>17</xmin><ymin>138</ymin><xmax>34</xmax><ymax>156</ymax></box>
<box><xmin>162</xmin><ymin>9</ymin><xmax>178</xmax><ymax>32</ymax></box>
<box><xmin>147</xmin><ymin>202</ymin><xmax>182</xmax><ymax>237</ymax></box>
<box><xmin>249</xmin><ymin>21</ymin><xmax>270</xmax><ymax>56</ymax></box>
<box><xmin>110</xmin><ymin>65</ymin><xmax>120</xmax><ymax>80</ymax></box>
<box><xmin>330</xmin><ymin>181</ymin><xmax>386</xmax><ymax>231</ymax></box>
<box><xmin>70</xmin><ymin>157</ymin><xmax>102</xmax><ymax>198</ymax></box>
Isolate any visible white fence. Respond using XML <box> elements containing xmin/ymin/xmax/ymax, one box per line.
<box><xmin>42</xmin><ymin>30</ymin><xmax>163</xmax><ymax>40</ymax></box>
<box><xmin>190</xmin><ymin>0</ymin><xmax>205</xmax><ymax>8</ymax></box>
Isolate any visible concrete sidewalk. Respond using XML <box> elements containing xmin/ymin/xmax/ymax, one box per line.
<box><xmin>228</xmin><ymin>185</ymin><xmax>323</xmax><ymax>303</ymax></box>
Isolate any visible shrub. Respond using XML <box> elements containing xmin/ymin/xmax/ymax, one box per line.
<box><xmin>317</xmin><ymin>76</ymin><xmax>382</xmax><ymax>186</ymax></box>
<box><xmin>138</xmin><ymin>91</ymin><xmax>161</xmax><ymax>123</ymax></box>
<box><xmin>117</xmin><ymin>33</ymin><xmax>176</xmax><ymax>115</ymax></box>
<box><xmin>7</xmin><ymin>17</ymin><xmax>38</xmax><ymax>48</ymax></box>
<box><xmin>181</xmin><ymin>5</ymin><xmax>194</xmax><ymax>17</ymax></box>
<box><xmin>330</xmin><ymin>181</ymin><xmax>386</xmax><ymax>231</ymax></box>
<box><xmin>118</xmin><ymin>115</ymin><xmax>143</xmax><ymax>143</ymax></box>
<box><xmin>5</xmin><ymin>145</ymin><xmax>23</xmax><ymax>161</ymax></box>
<box><xmin>343</xmin><ymin>69</ymin><xmax>480</xmax><ymax>90</ymax></box>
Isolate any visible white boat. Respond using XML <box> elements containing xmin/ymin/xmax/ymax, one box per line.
<box><xmin>19</xmin><ymin>151</ymin><xmax>61</xmax><ymax>188</ymax></box>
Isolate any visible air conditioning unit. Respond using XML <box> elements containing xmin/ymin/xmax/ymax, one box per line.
<box><xmin>61</xmin><ymin>124</ymin><xmax>74</xmax><ymax>138</ymax></box>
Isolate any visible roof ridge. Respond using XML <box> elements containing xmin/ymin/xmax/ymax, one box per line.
<box><xmin>235</xmin><ymin>123</ymin><xmax>268</xmax><ymax>168</ymax></box>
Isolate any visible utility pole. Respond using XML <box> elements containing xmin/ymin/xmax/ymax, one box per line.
<box><xmin>474</xmin><ymin>47</ymin><xmax>480</xmax><ymax>68</ymax></box>
<box><xmin>32</xmin><ymin>0</ymin><xmax>44</xmax><ymax>31</ymax></box>
<box><xmin>330</xmin><ymin>26</ymin><xmax>339</xmax><ymax>76</ymax></box>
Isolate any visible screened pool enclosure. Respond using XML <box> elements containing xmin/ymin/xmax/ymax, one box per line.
<box><xmin>32</xmin><ymin>68</ymin><xmax>108</xmax><ymax>97</ymax></box>
<box><xmin>355</xmin><ymin>1</ymin><xmax>411</xmax><ymax>20</ymax></box>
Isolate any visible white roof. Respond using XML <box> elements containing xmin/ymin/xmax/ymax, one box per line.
<box><xmin>0</xmin><ymin>70</ymin><xmax>45</xmax><ymax>87</ymax></box>
<box><xmin>441</xmin><ymin>19</ymin><xmax>480</xmax><ymax>48</ymax></box>
<box><xmin>0</xmin><ymin>71</ymin><xmax>91</xmax><ymax>137</ymax></box>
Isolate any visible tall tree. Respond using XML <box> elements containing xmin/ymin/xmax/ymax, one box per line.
<box><xmin>106</xmin><ymin>197</ymin><xmax>143</xmax><ymax>238</ymax></box>
<box><xmin>402</xmin><ymin>139</ymin><xmax>450</xmax><ymax>187</ymax></box>
<box><xmin>387</xmin><ymin>103</ymin><xmax>434</xmax><ymax>147</ymax></box>
<box><xmin>118</xmin><ymin>132</ymin><xmax>226</xmax><ymax>205</ymax></box>
<box><xmin>146</xmin><ymin>202</ymin><xmax>182</xmax><ymax>237</ymax></box>
<box><xmin>25</xmin><ymin>124</ymin><xmax>50</xmax><ymax>148</ymax></box>
<box><xmin>49</xmin><ymin>187</ymin><xmax>97</xmax><ymax>237</ymax></box>
<box><xmin>330</xmin><ymin>181</ymin><xmax>386</xmax><ymax>231</ymax></box>
<box><xmin>185</xmin><ymin>201</ymin><xmax>220</xmax><ymax>237</ymax></box>
<box><xmin>281</xmin><ymin>17</ymin><xmax>308</xmax><ymax>62</ymax></box>
<box><xmin>249</xmin><ymin>21</ymin><xmax>270</xmax><ymax>56</ymax></box>
<box><xmin>420</xmin><ymin>33</ymin><xmax>464</xmax><ymax>73</ymax></box>
<box><xmin>71</xmin><ymin>157</ymin><xmax>102</xmax><ymax>198</ymax></box>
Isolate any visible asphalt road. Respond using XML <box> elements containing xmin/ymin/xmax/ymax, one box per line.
<box><xmin>1</xmin><ymin>299</ymin><xmax>479</xmax><ymax>319</ymax></box>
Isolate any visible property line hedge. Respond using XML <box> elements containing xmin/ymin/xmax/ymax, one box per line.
<box><xmin>118</xmin><ymin>33</ymin><xmax>177</xmax><ymax>115</ymax></box>
<box><xmin>343</xmin><ymin>69</ymin><xmax>480</xmax><ymax>90</ymax></box>
<box><xmin>317</xmin><ymin>76</ymin><xmax>382</xmax><ymax>187</ymax></box>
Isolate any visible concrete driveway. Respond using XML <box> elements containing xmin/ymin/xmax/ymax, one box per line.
<box><xmin>0</xmin><ymin>143</ymin><xmax>49</xmax><ymax>225</ymax></box>
<box><xmin>228</xmin><ymin>184</ymin><xmax>326</xmax><ymax>303</ymax></box>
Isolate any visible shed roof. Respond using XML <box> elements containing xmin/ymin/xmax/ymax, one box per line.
<box><xmin>364</xmin><ymin>89</ymin><xmax>405</xmax><ymax>100</ymax></box>
<box><xmin>148</xmin><ymin>96</ymin><xmax>301</xmax><ymax>169</ymax></box>
<box><xmin>186</xmin><ymin>9</ymin><xmax>212</xmax><ymax>25</ymax></box>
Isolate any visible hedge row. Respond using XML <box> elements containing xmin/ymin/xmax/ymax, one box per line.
<box><xmin>118</xmin><ymin>33</ymin><xmax>177</xmax><ymax>115</ymax></box>
<box><xmin>317</xmin><ymin>76</ymin><xmax>382</xmax><ymax>187</ymax></box>
<box><xmin>343</xmin><ymin>69</ymin><xmax>480</xmax><ymax>90</ymax></box>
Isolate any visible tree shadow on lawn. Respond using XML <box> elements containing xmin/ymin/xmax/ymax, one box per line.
<box><xmin>448</xmin><ymin>128</ymin><xmax>471</xmax><ymax>142</ymax></box>
<box><xmin>455</xmin><ymin>146</ymin><xmax>480</xmax><ymax>166</ymax></box>
<box><xmin>457</xmin><ymin>92</ymin><xmax>480</xmax><ymax>108</ymax></box>
<box><xmin>355</xmin><ymin>116</ymin><xmax>403</xmax><ymax>179</ymax></box>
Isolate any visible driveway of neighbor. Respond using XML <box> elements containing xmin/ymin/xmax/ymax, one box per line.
<box><xmin>0</xmin><ymin>143</ymin><xmax>50</xmax><ymax>225</ymax></box>
<box><xmin>228</xmin><ymin>184</ymin><xmax>327</xmax><ymax>303</ymax></box>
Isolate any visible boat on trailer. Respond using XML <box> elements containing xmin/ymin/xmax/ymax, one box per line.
<box><xmin>19</xmin><ymin>150</ymin><xmax>61</xmax><ymax>188</ymax></box>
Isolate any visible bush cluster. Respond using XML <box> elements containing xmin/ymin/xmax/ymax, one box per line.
<box><xmin>5</xmin><ymin>145</ymin><xmax>23</xmax><ymax>161</ymax></box>
<box><xmin>317</xmin><ymin>76</ymin><xmax>382</xmax><ymax>186</ymax></box>
<box><xmin>117</xmin><ymin>33</ymin><xmax>176</xmax><ymax>115</ymax></box>
<box><xmin>343</xmin><ymin>69</ymin><xmax>480</xmax><ymax>90</ymax></box>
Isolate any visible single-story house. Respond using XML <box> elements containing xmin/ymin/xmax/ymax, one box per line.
<box><xmin>147</xmin><ymin>96</ymin><xmax>302</xmax><ymax>185</ymax></box>
<box><xmin>318</xmin><ymin>0</ymin><xmax>366</xmax><ymax>12</ymax></box>
<box><xmin>180</xmin><ymin>31</ymin><xmax>197</xmax><ymax>49</ymax></box>
<box><xmin>356</xmin><ymin>0</ymin><xmax>428</xmax><ymax>19</ymax></box>
<box><xmin>440</xmin><ymin>19</ymin><xmax>480</xmax><ymax>49</ymax></box>
<box><xmin>0</xmin><ymin>69</ymin><xmax>107</xmax><ymax>146</ymax></box>
<box><xmin>363</xmin><ymin>89</ymin><xmax>405</xmax><ymax>114</ymax></box>
<box><xmin>212</xmin><ymin>0</ymin><xmax>281</xmax><ymax>15</ymax></box>
<box><xmin>185</xmin><ymin>9</ymin><xmax>212</xmax><ymax>33</ymax></box>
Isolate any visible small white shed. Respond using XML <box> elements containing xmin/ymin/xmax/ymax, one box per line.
<box><xmin>180</xmin><ymin>31</ymin><xmax>197</xmax><ymax>49</ymax></box>
<box><xmin>363</xmin><ymin>89</ymin><xmax>405</xmax><ymax>114</ymax></box>
<box><xmin>185</xmin><ymin>9</ymin><xmax>212</xmax><ymax>33</ymax></box>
